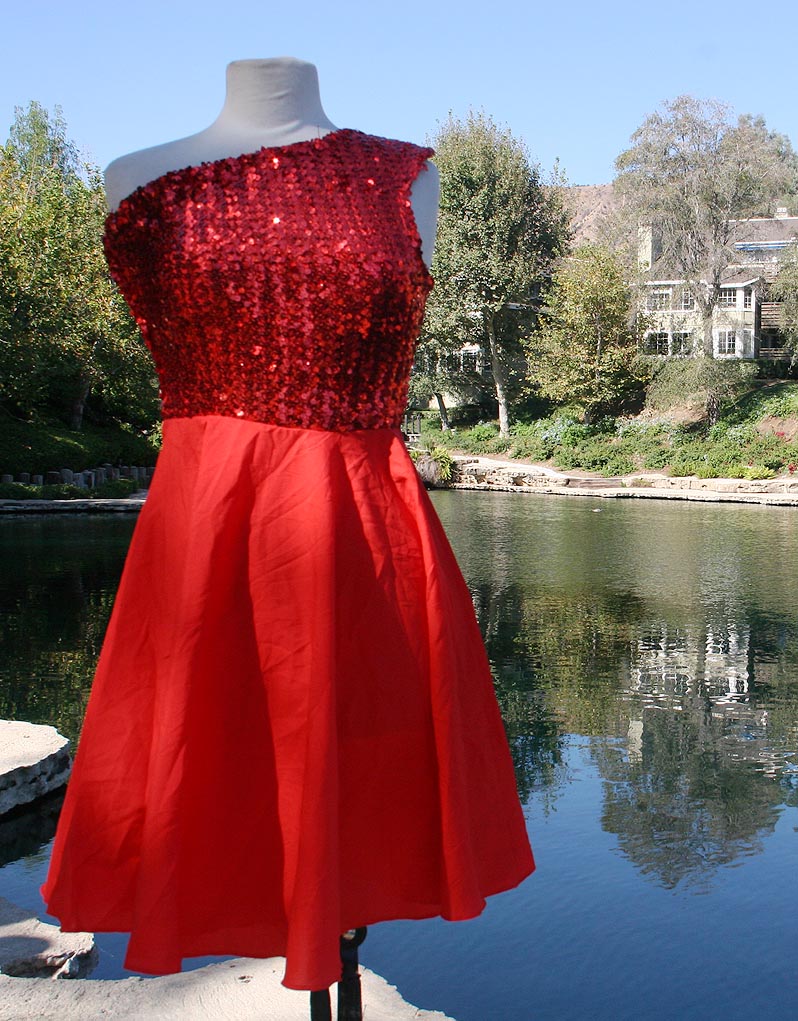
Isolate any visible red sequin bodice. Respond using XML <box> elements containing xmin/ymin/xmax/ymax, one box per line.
<box><xmin>104</xmin><ymin>130</ymin><xmax>433</xmax><ymax>431</ymax></box>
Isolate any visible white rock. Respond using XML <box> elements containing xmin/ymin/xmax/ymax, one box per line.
<box><xmin>0</xmin><ymin>897</ymin><xmax>94</xmax><ymax>979</ymax></box>
<box><xmin>0</xmin><ymin>721</ymin><xmax>71</xmax><ymax>816</ymax></box>
<box><xmin>0</xmin><ymin>952</ymin><xmax>456</xmax><ymax>1020</ymax></box>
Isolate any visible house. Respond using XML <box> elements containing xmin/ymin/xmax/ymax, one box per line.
<box><xmin>639</xmin><ymin>212</ymin><xmax>798</xmax><ymax>361</ymax></box>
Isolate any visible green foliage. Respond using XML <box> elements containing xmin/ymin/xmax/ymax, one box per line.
<box><xmin>421</xmin><ymin>111</ymin><xmax>571</xmax><ymax>435</ymax></box>
<box><xmin>765</xmin><ymin>249</ymin><xmax>798</xmax><ymax>360</ymax></box>
<box><xmin>0</xmin><ymin>414</ymin><xmax>159</xmax><ymax>475</ymax></box>
<box><xmin>428</xmin><ymin>381</ymin><xmax>798</xmax><ymax>478</ymax></box>
<box><xmin>433</xmin><ymin>421</ymin><xmax>510</xmax><ymax>456</ymax></box>
<box><xmin>0</xmin><ymin>102</ymin><xmax>159</xmax><ymax>430</ymax></box>
<box><xmin>425</xmin><ymin>445</ymin><xmax>455</xmax><ymax>482</ymax></box>
<box><xmin>409</xmin><ymin>443</ymin><xmax>455</xmax><ymax>486</ymax></box>
<box><xmin>0</xmin><ymin>478</ymin><xmax>139</xmax><ymax>500</ymax></box>
<box><xmin>645</xmin><ymin>359</ymin><xmax>758</xmax><ymax>415</ymax></box>
<box><xmin>528</xmin><ymin>245</ymin><xmax>650</xmax><ymax>419</ymax></box>
<box><xmin>723</xmin><ymin>381</ymin><xmax>798</xmax><ymax>421</ymax></box>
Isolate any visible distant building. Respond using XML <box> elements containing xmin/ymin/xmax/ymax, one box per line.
<box><xmin>638</xmin><ymin>212</ymin><xmax>798</xmax><ymax>361</ymax></box>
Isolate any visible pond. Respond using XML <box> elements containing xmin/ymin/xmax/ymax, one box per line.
<box><xmin>1</xmin><ymin>493</ymin><xmax>797</xmax><ymax>1020</ymax></box>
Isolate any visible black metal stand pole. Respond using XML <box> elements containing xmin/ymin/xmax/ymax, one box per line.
<box><xmin>309</xmin><ymin>926</ymin><xmax>367</xmax><ymax>1020</ymax></box>
<box><xmin>338</xmin><ymin>927</ymin><xmax>367</xmax><ymax>1021</ymax></box>
<box><xmin>309</xmin><ymin>988</ymin><xmax>332</xmax><ymax>1021</ymax></box>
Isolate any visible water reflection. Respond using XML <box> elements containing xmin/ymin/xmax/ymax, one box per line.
<box><xmin>2</xmin><ymin>498</ymin><xmax>798</xmax><ymax>904</ymax></box>
<box><xmin>0</xmin><ymin>517</ymin><xmax>135</xmax><ymax>742</ymax></box>
<box><xmin>433</xmin><ymin>491</ymin><xmax>798</xmax><ymax>890</ymax></box>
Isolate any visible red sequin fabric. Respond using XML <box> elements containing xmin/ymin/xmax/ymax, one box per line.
<box><xmin>104</xmin><ymin>129</ymin><xmax>434</xmax><ymax>431</ymax></box>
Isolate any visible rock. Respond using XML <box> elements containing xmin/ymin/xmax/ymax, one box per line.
<box><xmin>0</xmin><ymin>898</ymin><xmax>95</xmax><ymax>979</ymax></box>
<box><xmin>0</xmin><ymin>721</ymin><xmax>71</xmax><ymax>816</ymax></box>
<box><xmin>415</xmin><ymin>453</ymin><xmax>446</xmax><ymax>489</ymax></box>
<box><xmin>0</xmin><ymin>789</ymin><xmax>63</xmax><ymax>869</ymax></box>
<box><xmin>0</xmin><ymin>954</ymin><xmax>455</xmax><ymax>1019</ymax></box>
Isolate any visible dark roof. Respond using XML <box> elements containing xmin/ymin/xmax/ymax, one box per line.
<box><xmin>731</xmin><ymin>216</ymin><xmax>798</xmax><ymax>246</ymax></box>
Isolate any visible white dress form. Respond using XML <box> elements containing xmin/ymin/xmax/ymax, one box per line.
<box><xmin>104</xmin><ymin>58</ymin><xmax>439</xmax><ymax>264</ymax></box>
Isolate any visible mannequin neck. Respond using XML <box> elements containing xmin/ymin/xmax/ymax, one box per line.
<box><xmin>211</xmin><ymin>58</ymin><xmax>337</xmax><ymax>140</ymax></box>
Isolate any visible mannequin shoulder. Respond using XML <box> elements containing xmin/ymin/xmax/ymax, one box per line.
<box><xmin>104</xmin><ymin>136</ymin><xmax>205</xmax><ymax>211</ymax></box>
<box><xmin>411</xmin><ymin>159</ymin><xmax>439</xmax><ymax>202</ymax></box>
<box><xmin>410</xmin><ymin>161</ymin><xmax>439</xmax><ymax>267</ymax></box>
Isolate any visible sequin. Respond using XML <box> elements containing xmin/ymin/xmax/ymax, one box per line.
<box><xmin>104</xmin><ymin>129</ymin><xmax>434</xmax><ymax>432</ymax></box>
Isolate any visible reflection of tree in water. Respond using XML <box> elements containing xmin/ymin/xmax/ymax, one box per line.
<box><xmin>472</xmin><ymin>582</ymin><xmax>648</xmax><ymax>805</ymax></box>
<box><xmin>469</xmin><ymin>576</ymin><xmax>796</xmax><ymax>886</ymax></box>
<box><xmin>472</xmin><ymin>583</ymin><xmax>567</xmax><ymax>806</ymax></box>
<box><xmin>0</xmin><ymin>518</ymin><xmax>134</xmax><ymax>743</ymax></box>
<box><xmin>595</xmin><ymin>705</ymin><xmax>782</xmax><ymax>889</ymax></box>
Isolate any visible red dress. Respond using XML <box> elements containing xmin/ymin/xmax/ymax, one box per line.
<box><xmin>41</xmin><ymin>129</ymin><xmax>534</xmax><ymax>991</ymax></box>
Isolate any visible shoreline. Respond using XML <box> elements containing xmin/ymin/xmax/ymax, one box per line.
<box><xmin>3</xmin><ymin>459</ymin><xmax>798</xmax><ymax>513</ymax></box>
<box><xmin>0</xmin><ymin>492</ymin><xmax>148</xmax><ymax>515</ymax></box>
<box><xmin>447</xmin><ymin>456</ymin><xmax>798</xmax><ymax>506</ymax></box>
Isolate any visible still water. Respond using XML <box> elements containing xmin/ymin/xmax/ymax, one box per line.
<box><xmin>1</xmin><ymin>494</ymin><xmax>797</xmax><ymax>1020</ymax></box>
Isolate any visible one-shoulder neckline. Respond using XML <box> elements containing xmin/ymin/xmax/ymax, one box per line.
<box><xmin>105</xmin><ymin>127</ymin><xmax>361</xmax><ymax>228</ymax></box>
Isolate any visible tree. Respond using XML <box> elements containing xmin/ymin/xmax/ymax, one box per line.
<box><xmin>0</xmin><ymin>102</ymin><xmax>158</xmax><ymax>429</ymax></box>
<box><xmin>614</xmin><ymin>95</ymin><xmax>798</xmax><ymax>356</ymax></box>
<box><xmin>770</xmin><ymin>245</ymin><xmax>798</xmax><ymax>361</ymax></box>
<box><xmin>422</xmin><ymin>111</ymin><xmax>570</xmax><ymax>436</ymax></box>
<box><xmin>527</xmin><ymin>244</ymin><xmax>648</xmax><ymax>421</ymax></box>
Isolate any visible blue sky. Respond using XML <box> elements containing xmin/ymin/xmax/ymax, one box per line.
<box><xmin>3</xmin><ymin>0</ymin><xmax>797</xmax><ymax>185</ymax></box>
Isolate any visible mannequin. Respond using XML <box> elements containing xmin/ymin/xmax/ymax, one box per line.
<box><xmin>104</xmin><ymin>57</ymin><xmax>440</xmax><ymax>265</ymax></box>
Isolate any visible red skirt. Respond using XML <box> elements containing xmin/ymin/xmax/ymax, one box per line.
<box><xmin>41</xmin><ymin>416</ymin><xmax>533</xmax><ymax>990</ymax></box>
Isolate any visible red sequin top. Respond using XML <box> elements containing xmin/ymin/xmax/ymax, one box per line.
<box><xmin>104</xmin><ymin>129</ymin><xmax>434</xmax><ymax>431</ymax></box>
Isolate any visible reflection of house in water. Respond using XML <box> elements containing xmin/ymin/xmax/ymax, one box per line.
<box><xmin>624</xmin><ymin>618</ymin><xmax>788</xmax><ymax>778</ymax></box>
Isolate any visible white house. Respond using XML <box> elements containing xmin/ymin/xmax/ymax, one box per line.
<box><xmin>639</xmin><ymin>212</ymin><xmax>798</xmax><ymax>361</ymax></box>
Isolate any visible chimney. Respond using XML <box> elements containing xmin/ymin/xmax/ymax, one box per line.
<box><xmin>638</xmin><ymin>225</ymin><xmax>653</xmax><ymax>269</ymax></box>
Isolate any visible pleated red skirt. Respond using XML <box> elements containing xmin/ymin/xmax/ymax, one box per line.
<box><xmin>42</xmin><ymin>416</ymin><xmax>533</xmax><ymax>990</ymax></box>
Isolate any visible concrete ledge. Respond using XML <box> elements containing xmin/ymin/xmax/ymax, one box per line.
<box><xmin>452</xmin><ymin>458</ymin><xmax>798</xmax><ymax>506</ymax></box>
<box><xmin>0</xmin><ymin>494</ymin><xmax>147</xmax><ymax>515</ymax></box>
<box><xmin>0</xmin><ymin>722</ymin><xmax>71</xmax><ymax>816</ymax></box>
<box><xmin>0</xmin><ymin>898</ymin><xmax>94</xmax><ymax>979</ymax></box>
<box><xmin>0</xmin><ymin>952</ymin><xmax>455</xmax><ymax>1020</ymax></box>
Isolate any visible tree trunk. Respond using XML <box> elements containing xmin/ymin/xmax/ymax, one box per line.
<box><xmin>701</xmin><ymin>312</ymin><xmax>714</xmax><ymax>357</ymax></box>
<box><xmin>434</xmin><ymin>392</ymin><xmax>451</xmax><ymax>431</ymax></box>
<box><xmin>70</xmin><ymin>378</ymin><xmax>91</xmax><ymax>431</ymax></box>
<box><xmin>485</xmin><ymin>312</ymin><xmax>510</xmax><ymax>438</ymax></box>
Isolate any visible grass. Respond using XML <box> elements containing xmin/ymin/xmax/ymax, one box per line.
<box><xmin>0</xmin><ymin>478</ymin><xmax>140</xmax><ymax>501</ymax></box>
<box><xmin>420</xmin><ymin>380</ymin><xmax>798</xmax><ymax>479</ymax></box>
<box><xmin>0</xmin><ymin>414</ymin><xmax>160</xmax><ymax>476</ymax></box>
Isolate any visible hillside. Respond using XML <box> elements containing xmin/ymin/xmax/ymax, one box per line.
<box><xmin>563</xmin><ymin>183</ymin><xmax>622</xmax><ymax>244</ymax></box>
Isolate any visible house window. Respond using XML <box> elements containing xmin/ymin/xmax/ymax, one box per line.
<box><xmin>680</xmin><ymin>289</ymin><xmax>695</xmax><ymax>310</ymax></box>
<box><xmin>743</xmin><ymin>288</ymin><xmax>753</xmax><ymax>309</ymax></box>
<box><xmin>461</xmin><ymin>350</ymin><xmax>479</xmax><ymax>374</ymax></box>
<box><xmin>645</xmin><ymin>332</ymin><xmax>669</xmax><ymax>355</ymax></box>
<box><xmin>671</xmin><ymin>332</ymin><xmax>693</xmax><ymax>355</ymax></box>
<box><xmin>646</xmin><ymin>289</ymin><xmax>671</xmax><ymax>311</ymax></box>
<box><xmin>718</xmin><ymin>288</ymin><xmax>737</xmax><ymax>307</ymax></box>
<box><xmin>717</xmin><ymin>330</ymin><xmax>736</xmax><ymax>355</ymax></box>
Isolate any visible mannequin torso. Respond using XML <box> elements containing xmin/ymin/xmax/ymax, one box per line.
<box><xmin>104</xmin><ymin>58</ymin><xmax>439</xmax><ymax>264</ymax></box>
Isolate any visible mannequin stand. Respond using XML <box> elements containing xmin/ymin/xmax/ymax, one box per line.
<box><xmin>309</xmin><ymin>927</ymin><xmax>368</xmax><ymax>1020</ymax></box>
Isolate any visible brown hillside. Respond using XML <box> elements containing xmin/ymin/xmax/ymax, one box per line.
<box><xmin>564</xmin><ymin>184</ymin><xmax>622</xmax><ymax>245</ymax></box>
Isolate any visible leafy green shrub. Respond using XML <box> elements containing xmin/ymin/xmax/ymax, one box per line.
<box><xmin>409</xmin><ymin>445</ymin><xmax>455</xmax><ymax>483</ymax></box>
<box><xmin>724</xmin><ymin>381</ymin><xmax>798</xmax><ymax>423</ymax></box>
<box><xmin>743</xmin><ymin>464</ymin><xmax>777</xmax><ymax>480</ymax></box>
<box><xmin>642</xmin><ymin>448</ymin><xmax>672</xmax><ymax>470</ymax></box>
<box><xmin>0</xmin><ymin>478</ymin><xmax>139</xmax><ymax>500</ymax></box>
<box><xmin>645</xmin><ymin>359</ymin><xmax>757</xmax><ymax>414</ymax></box>
<box><xmin>0</xmin><ymin>416</ymin><xmax>159</xmax><ymax>476</ymax></box>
